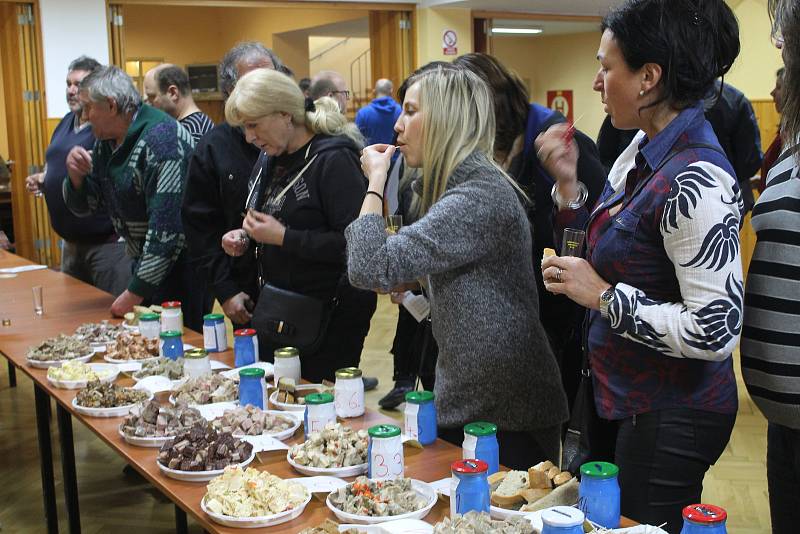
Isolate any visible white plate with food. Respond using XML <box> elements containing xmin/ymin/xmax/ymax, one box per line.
<box><xmin>121</xmin><ymin>322</ymin><xmax>139</xmax><ymax>331</ymax></box>
<box><xmin>104</xmin><ymin>353</ymin><xmax>160</xmax><ymax>365</ymax></box>
<box><xmin>233</xmin><ymin>411</ymin><xmax>301</xmax><ymax>442</ymax></box>
<box><xmin>71</xmin><ymin>391</ymin><xmax>153</xmax><ymax>418</ymax></box>
<box><xmin>326</xmin><ymin>478</ymin><xmax>437</xmax><ymax>525</ymax></box>
<box><xmin>157</xmin><ymin>450</ymin><xmax>256</xmax><ymax>482</ymax></box>
<box><xmin>201</xmin><ymin>490</ymin><xmax>311</xmax><ymax>528</ymax></box>
<box><xmin>287</xmin><ymin>453</ymin><xmax>368</xmax><ymax>478</ymax></box>
<box><xmin>220</xmin><ymin>361</ymin><xmax>274</xmax><ymax>380</ymax></box>
<box><xmin>118</xmin><ymin>425</ymin><xmax>174</xmax><ymax>448</ymax></box>
<box><xmin>269</xmin><ymin>383</ymin><xmax>325</xmax><ymax>413</ymax></box>
<box><xmin>27</xmin><ymin>352</ymin><xmax>94</xmax><ymax>369</ymax></box>
<box><xmin>46</xmin><ymin>362</ymin><xmax>120</xmax><ymax>389</ymax></box>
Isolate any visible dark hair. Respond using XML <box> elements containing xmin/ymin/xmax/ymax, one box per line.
<box><xmin>219</xmin><ymin>42</ymin><xmax>282</xmax><ymax>98</ymax></box>
<box><xmin>602</xmin><ymin>0</ymin><xmax>740</xmax><ymax>112</ymax></box>
<box><xmin>453</xmin><ymin>53</ymin><xmax>529</xmax><ymax>157</ymax></box>
<box><xmin>68</xmin><ymin>55</ymin><xmax>101</xmax><ymax>74</ymax></box>
<box><xmin>298</xmin><ymin>77</ymin><xmax>311</xmax><ymax>92</ymax></box>
<box><xmin>155</xmin><ymin>65</ymin><xmax>191</xmax><ymax>97</ymax></box>
<box><xmin>770</xmin><ymin>0</ymin><xmax>800</xmax><ymax>143</ymax></box>
<box><xmin>397</xmin><ymin>61</ymin><xmax>452</xmax><ymax>103</ymax></box>
<box><xmin>279</xmin><ymin>64</ymin><xmax>295</xmax><ymax>79</ymax></box>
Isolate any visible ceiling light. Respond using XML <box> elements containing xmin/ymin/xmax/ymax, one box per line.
<box><xmin>491</xmin><ymin>27</ymin><xmax>543</xmax><ymax>35</ymax></box>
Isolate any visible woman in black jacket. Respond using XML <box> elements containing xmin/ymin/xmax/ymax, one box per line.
<box><xmin>221</xmin><ymin>68</ymin><xmax>376</xmax><ymax>382</ymax></box>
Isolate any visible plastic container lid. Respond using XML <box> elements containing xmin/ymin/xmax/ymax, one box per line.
<box><xmin>406</xmin><ymin>390</ymin><xmax>435</xmax><ymax>403</ymax></box>
<box><xmin>368</xmin><ymin>424</ymin><xmax>402</xmax><ymax>438</ymax></box>
<box><xmin>239</xmin><ymin>367</ymin><xmax>266</xmax><ymax>378</ymax></box>
<box><xmin>203</xmin><ymin>313</ymin><xmax>224</xmax><ymax>321</ymax></box>
<box><xmin>580</xmin><ymin>461</ymin><xmax>619</xmax><ymax>479</ymax></box>
<box><xmin>274</xmin><ymin>346</ymin><xmax>300</xmax><ymax>358</ymax></box>
<box><xmin>234</xmin><ymin>328</ymin><xmax>257</xmax><ymax>337</ymax></box>
<box><xmin>451</xmin><ymin>459</ymin><xmax>488</xmax><ymax>474</ymax></box>
<box><xmin>159</xmin><ymin>330</ymin><xmax>182</xmax><ymax>339</ymax></box>
<box><xmin>464</xmin><ymin>422</ymin><xmax>497</xmax><ymax>437</ymax></box>
<box><xmin>682</xmin><ymin>504</ymin><xmax>727</xmax><ymax>524</ymax></box>
<box><xmin>139</xmin><ymin>312</ymin><xmax>160</xmax><ymax>321</ymax></box>
<box><xmin>541</xmin><ymin>506</ymin><xmax>585</xmax><ymax>527</ymax></box>
<box><xmin>305</xmin><ymin>392</ymin><xmax>334</xmax><ymax>405</ymax></box>
<box><xmin>335</xmin><ymin>367</ymin><xmax>363</xmax><ymax>378</ymax></box>
<box><xmin>161</xmin><ymin>301</ymin><xmax>182</xmax><ymax>309</ymax></box>
<box><xmin>184</xmin><ymin>348</ymin><xmax>208</xmax><ymax>359</ymax></box>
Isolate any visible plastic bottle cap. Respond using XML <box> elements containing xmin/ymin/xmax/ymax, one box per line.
<box><xmin>368</xmin><ymin>424</ymin><xmax>402</xmax><ymax>438</ymax></box>
<box><xmin>464</xmin><ymin>422</ymin><xmax>497</xmax><ymax>437</ymax></box>
<box><xmin>405</xmin><ymin>390</ymin><xmax>435</xmax><ymax>403</ymax></box>
<box><xmin>184</xmin><ymin>348</ymin><xmax>208</xmax><ymax>359</ymax></box>
<box><xmin>159</xmin><ymin>330</ymin><xmax>182</xmax><ymax>339</ymax></box>
<box><xmin>234</xmin><ymin>328</ymin><xmax>257</xmax><ymax>337</ymax></box>
<box><xmin>274</xmin><ymin>347</ymin><xmax>300</xmax><ymax>358</ymax></box>
<box><xmin>239</xmin><ymin>367</ymin><xmax>266</xmax><ymax>378</ymax></box>
<box><xmin>451</xmin><ymin>459</ymin><xmax>488</xmax><ymax>474</ymax></box>
<box><xmin>203</xmin><ymin>313</ymin><xmax>224</xmax><ymax>321</ymax></box>
<box><xmin>541</xmin><ymin>506</ymin><xmax>585</xmax><ymax>527</ymax></box>
<box><xmin>335</xmin><ymin>367</ymin><xmax>363</xmax><ymax>378</ymax></box>
<box><xmin>579</xmin><ymin>461</ymin><xmax>619</xmax><ymax>479</ymax></box>
<box><xmin>161</xmin><ymin>301</ymin><xmax>181</xmax><ymax>308</ymax></box>
<box><xmin>139</xmin><ymin>313</ymin><xmax>160</xmax><ymax>321</ymax></box>
<box><xmin>305</xmin><ymin>392</ymin><xmax>334</xmax><ymax>405</ymax></box>
<box><xmin>682</xmin><ymin>504</ymin><xmax>727</xmax><ymax>523</ymax></box>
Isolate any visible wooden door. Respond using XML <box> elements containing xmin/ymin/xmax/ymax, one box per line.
<box><xmin>369</xmin><ymin>10</ymin><xmax>415</xmax><ymax>97</ymax></box>
<box><xmin>0</xmin><ymin>2</ymin><xmax>53</xmax><ymax>264</ymax></box>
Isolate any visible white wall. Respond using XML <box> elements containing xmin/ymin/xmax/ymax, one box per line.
<box><xmin>40</xmin><ymin>0</ymin><xmax>109</xmax><ymax>118</ymax></box>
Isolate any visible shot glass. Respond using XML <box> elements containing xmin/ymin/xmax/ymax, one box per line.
<box><xmin>562</xmin><ymin>228</ymin><xmax>586</xmax><ymax>257</ymax></box>
<box><xmin>386</xmin><ymin>214</ymin><xmax>403</xmax><ymax>235</ymax></box>
<box><xmin>32</xmin><ymin>286</ymin><xmax>43</xmax><ymax>316</ymax></box>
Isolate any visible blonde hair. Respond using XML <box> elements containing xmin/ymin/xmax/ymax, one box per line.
<box><xmin>225</xmin><ymin>68</ymin><xmax>363</xmax><ymax>147</ymax></box>
<box><xmin>410</xmin><ymin>67</ymin><xmax>517</xmax><ymax>214</ymax></box>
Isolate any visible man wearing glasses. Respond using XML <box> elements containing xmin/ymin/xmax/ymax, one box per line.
<box><xmin>309</xmin><ymin>70</ymin><xmax>350</xmax><ymax>114</ymax></box>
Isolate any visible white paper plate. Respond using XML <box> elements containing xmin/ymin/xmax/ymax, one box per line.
<box><xmin>200</xmin><ymin>487</ymin><xmax>311</xmax><ymax>528</ymax></box>
<box><xmin>326</xmin><ymin>479</ymin><xmax>437</xmax><ymax>525</ymax></box>
<box><xmin>104</xmin><ymin>354</ymin><xmax>159</xmax><ymax>365</ymax></box>
<box><xmin>118</xmin><ymin>425</ymin><xmax>175</xmax><ymax>448</ymax></box>
<box><xmin>287</xmin><ymin>452</ymin><xmax>368</xmax><ymax>478</ymax></box>
<box><xmin>27</xmin><ymin>352</ymin><xmax>94</xmax><ymax>369</ymax></box>
<box><xmin>121</xmin><ymin>323</ymin><xmax>139</xmax><ymax>331</ymax></box>
<box><xmin>71</xmin><ymin>391</ymin><xmax>154</xmax><ymax>418</ymax></box>
<box><xmin>337</xmin><ymin>519</ymin><xmax>434</xmax><ymax>533</ymax></box>
<box><xmin>289</xmin><ymin>476</ymin><xmax>348</xmax><ymax>494</ymax></box>
<box><xmin>46</xmin><ymin>363</ymin><xmax>120</xmax><ymax>389</ymax></box>
<box><xmin>222</xmin><ymin>410</ymin><xmax>301</xmax><ymax>442</ymax></box>
<box><xmin>490</xmin><ymin>504</ymin><xmax>539</xmax><ymax>521</ymax></box>
<box><xmin>269</xmin><ymin>384</ymin><xmax>325</xmax><ymax>413</ymax></box>
<box><xmin>157</xmin><ymin>449</ymin><xmax>255</xmax><ymax>482</ymax></box>
<box><xmin>132</xmin><ymin>375</ymin><xmax>178</xmax><ymax>395</ymax></box>
<box><xmin>220</xmin><ymin>361</ymin><xmax>274</xmax><ymax>380</ymax></box>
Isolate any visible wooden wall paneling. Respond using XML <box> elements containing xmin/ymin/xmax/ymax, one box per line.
<box><xmin>369</xmin><ymin>10</ymin><xmax>413</xmax><ymax>95</ymax></box>
<box><xmin>108</xmin><ymin>4</ymin><xmax>126</xmax><ymax>68</ymax></box>
<box><xmin>196</xmin><ymin>98</ymin><xmax>224</xmax><ymax>125</ymax></box>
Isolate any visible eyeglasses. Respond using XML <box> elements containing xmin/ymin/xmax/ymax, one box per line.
<box><xmin>331</xmin><ymin>90</ymin><xmax>351</xmax><ymax>100</ymax></box>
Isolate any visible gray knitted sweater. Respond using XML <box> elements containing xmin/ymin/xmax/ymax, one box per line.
<box><xmin>346</xmin><ymin>151</ymin><xmax>568</xmax><ymax>431</ymax></box>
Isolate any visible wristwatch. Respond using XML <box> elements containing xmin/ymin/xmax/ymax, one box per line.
<box><xmin>599</xmin><ymin>286</ymin><xmax>615</xmax><ymax>320</ymax></box>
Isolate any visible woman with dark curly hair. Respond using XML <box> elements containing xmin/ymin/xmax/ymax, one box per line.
<box><xmin>538</xmin><ymin>0</ymin><xmax>743</xmax><ymax>530</ymax></box>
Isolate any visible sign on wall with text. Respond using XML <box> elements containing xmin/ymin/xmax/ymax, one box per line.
<box><xmin>547</xmin><ymin>90</ymin><xmax>574</xmax><ymax>122</ymax></box>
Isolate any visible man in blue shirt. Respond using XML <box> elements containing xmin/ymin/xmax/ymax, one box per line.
<box><xmin>355</xmin><ymin>78</ymin><xmax>401</xmax><ymax>146</ymax></box>
<box><xmin>24</xmin><ymin>56</ymin><xmax>131</xmax><ymax>295</ymax></box>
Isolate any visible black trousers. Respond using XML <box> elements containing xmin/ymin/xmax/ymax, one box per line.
<box><xmin>767</xmin><ymin>422</ymin><xmax>800</xmax><ymax>534</ymax></box>
<box><xmin>589</xmin><ymin>408</ymin><xmax>735</xmax><ymax>534</ymax></box>
<box><xmin>437</xmin><ymin>424</ymin><xmax>562</xmax><ymax>471</ymax></box>
<box><xmin>258</xmin><ymin>285</ymin><xmax>377</xmax><ymax>383</ymax></box>
<box><xmin>390</xmin><ymin>306</ymin><xmax>437</xmax><ymax>390</ymax></box>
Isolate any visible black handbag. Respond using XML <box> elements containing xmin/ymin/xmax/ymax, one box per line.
<box><xmin>251</xmin><ymin>283</ymin><xmax>336</xmax><ymax>354</ymax></box>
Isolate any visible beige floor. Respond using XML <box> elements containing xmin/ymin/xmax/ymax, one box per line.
<box><xmin>0</xmin><ymin>295</ymin><xmax>770</xmax><ymax>532</ymax></box>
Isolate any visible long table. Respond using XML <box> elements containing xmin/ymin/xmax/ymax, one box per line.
<box><xmin>0</xmin><ymin>249</ymin><xmax>461</xmax><ymax>533</ymax></box>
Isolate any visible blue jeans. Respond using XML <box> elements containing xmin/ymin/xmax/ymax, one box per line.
<box><xmin>767</xmin><ymin>422</ymin><xmax>800</xmax><ymax>533</ymax></box>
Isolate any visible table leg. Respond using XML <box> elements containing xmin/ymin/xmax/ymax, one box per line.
<box><xmin>175</xmin><ymin>505</ymin><xmax>188</xmax><ymax>534</ymax></box>
<box><xmin>56</xmin><ymin>404</ymin><xmax>81</xmax><ymax>534</ymax></box>
<box><xmin>34</xmin><ymin>384</ymin><xmax>59</xmax><ymax>534</ymax></box>
<box><xmin>7</xmin><ymin>360</ymin><xmax>15</xmax><ymax>387</ymax></box>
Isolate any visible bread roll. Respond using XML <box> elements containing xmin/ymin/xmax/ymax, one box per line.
<box><xmin>546</xmin><ymin>466</ymin><xmax>561</xmax><ymax>480</ymax></box>
<box><xmin>532</xmin><ymin>460</ymin><xmax>555</xmax><ymax>472</ymax></box>
<box><xmin>553</xmin><ymin>471</ymin><xmax>573</xmax><ymax>486</ymax></box>
<box><xmin>528</xmin><ymin>467</ymin><xmax>552</xmax><ymax>489</ymax></box>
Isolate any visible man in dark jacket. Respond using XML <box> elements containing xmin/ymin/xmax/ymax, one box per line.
<box><xmin>181</xmin><ymin>42</ymin><xmax>281</xmax><ymax>326</ymax></box>
<box><xmin>356</xmin><ymin>79</ymin><xmax>401</xmax><ymax>146</ymax></box>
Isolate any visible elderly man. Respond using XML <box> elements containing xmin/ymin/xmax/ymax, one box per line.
<box><xmin>25</xmin><ymin>56</ymin><xmax>131</xmax><ymax>295</ymax></box>
<box><xmin>63</xmin><ymin>66</ymin><xmax>195</xmax><ymax>317</ymax></box>
<box><xmin>355</xmin><ymin>78</ymin><xmax>401</xmax><ymax>146</ymax></box>
<box><xmin>310</xmin><ymin>70</ymin><xmax>350</xmax><ymax>113</ymax></box>
<box><xmin>143</xmin><ymin>64</ymin><xmax>214</xmax><ymax>142</ymax></box>
<box><xmin>181</xmin><ymin>42</ymin><xmax>280</xmax><ymax>328</ymax></box>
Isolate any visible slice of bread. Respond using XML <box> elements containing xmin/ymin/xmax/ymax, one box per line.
<box><xmin>553</xmin><ymin>471</ymin><xmax>573</xmax><ymax>486</ymax></box>
<box><xmin>520</xmin><ymin>487</ymin><xmax>552</xmax><ymax>503</ymax></box>
<box><xmin>532</xmin><ymin>460</ymin><xmax>555</xmax><ymax>473</ymax></box>
<box><xmin>546</xmin><ymin>466</ymin><xmax>561</xmax><ymax>480</ymax></box>
<box><xmin>491</xmin><ymin>470</ymin><xmax>528</xmax><ymax>506</ymax></box>
<box><xmin>528</xmin><ymin>467</ymin><xmax>552</xmax><ymax>489</ymax></box>
<box><xmin>488</xmin><ymin>471</ymin><xmax>508</xmax><ymax>486</ymax></box>
<box><xmin>543</xmin><ymin>248</ymin><xmax>557</xmax><ymax>258</ymax></box>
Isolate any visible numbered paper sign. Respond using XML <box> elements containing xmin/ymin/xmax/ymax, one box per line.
<box><xmin>368</xmin><ymin>424</ymin><xmax>404</xmax><ymax>480</ymax></box>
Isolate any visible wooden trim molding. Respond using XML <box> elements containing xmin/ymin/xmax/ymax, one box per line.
<box><xmin>472</xmin><ymin>11</ymin><xmax>602</xmax><ymax>22</ymax></box>
<box><xmin>112</xmin><ymin>0</ymin><xmax>415</xmax><ymax>10</ymax></box>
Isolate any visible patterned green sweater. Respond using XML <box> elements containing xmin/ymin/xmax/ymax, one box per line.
<box><xmin>63</xmin><ymin>105</ymin><xmax>195</xmax><ymax>298</ymax></box>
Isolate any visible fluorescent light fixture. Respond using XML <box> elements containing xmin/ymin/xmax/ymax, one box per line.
<box><xmin>491</xmin><ymin>27</ymin><xmax>543</xmax><ymax>35</ymax></box>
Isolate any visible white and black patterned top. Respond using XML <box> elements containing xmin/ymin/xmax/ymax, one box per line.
<box><xmin>742</xmin><ymin>146</ymin><xmax>800</xmax><ymax>429</ymax></box>
<box><xmin>179</xmin><ymin>111</ymin><xmax>214</xmax><ymax>142</ymax></box>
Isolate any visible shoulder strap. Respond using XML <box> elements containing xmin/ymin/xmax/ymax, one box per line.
<box><xmin>272</xmin><ymin>153</ymin><xmax>319</xmax><ymax>206</ymax></box>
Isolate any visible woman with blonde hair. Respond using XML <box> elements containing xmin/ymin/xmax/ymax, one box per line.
<box><xmin>346</xmin><ymin>66</ymin><xmax>568</xmax><ymax>468</ymax></box>
<box><xmin>221</xmin><ymin>68</ymin><xmax>376</xmax><ymax>382</ymax></box>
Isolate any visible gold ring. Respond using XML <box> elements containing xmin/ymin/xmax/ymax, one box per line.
<box><xmin>556</xmin><ymin>267</ymin><xmax>563</xmax><ymax>283</ymax></box>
